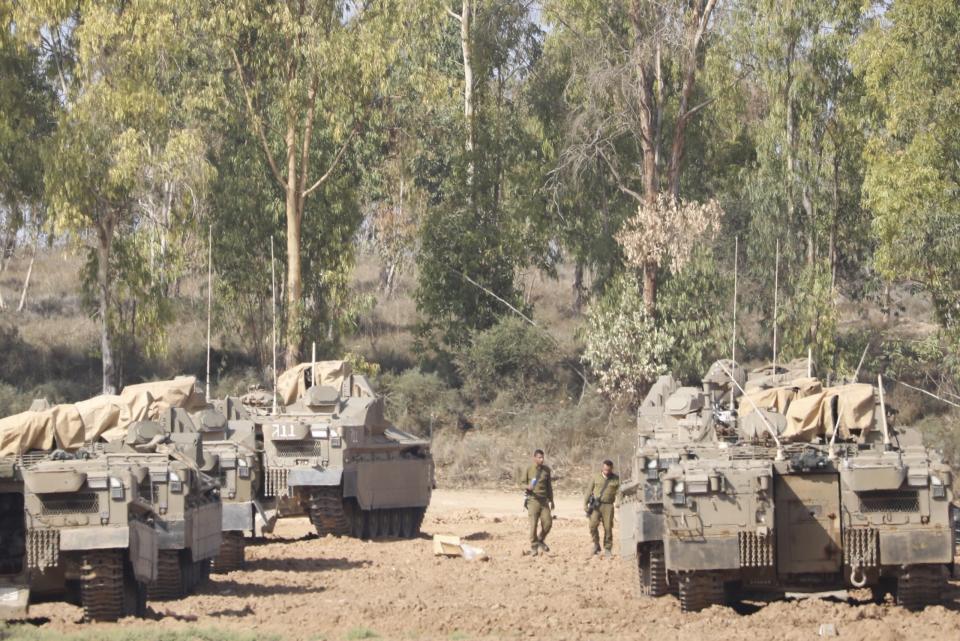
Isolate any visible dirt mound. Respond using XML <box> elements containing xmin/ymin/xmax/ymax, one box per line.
<box><xmin>19</xmin><ymin>489</ymin><xmax>960</xmax><ymax>640</ymax></box>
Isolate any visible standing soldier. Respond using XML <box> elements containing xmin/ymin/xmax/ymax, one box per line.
<box><xmin>585</xmin><ymin>459</ymin><xmax>620</xmax><ymax>558</ymax></box>
<box><xmin>520</xmin><ymin>449</ymin><xmax>554</xmax><ymax>555</ymax></box>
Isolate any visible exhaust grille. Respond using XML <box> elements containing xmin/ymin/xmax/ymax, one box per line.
<box><xmin>739</xmin><ymin>531</ymin><xmax>774</xmax><ymax>567</ymax></box>
<box><xmin>858</xmin><ymin>491</ymin><xmax>919</xmax><ymax>513</ymax></box>
<box><xmin>27</xmin><ymin>528</ymin><xmax>60</xmax><ymax>570</ymax></box>
<box><xmin>844</xmin><ymin>527</ymin><xmax>878</xmax><ymax>567</ymax></box>
<box><xmin>39</xmin><ymin>492</ymin><xmax>98</xmax><ymax>515</ymax></box>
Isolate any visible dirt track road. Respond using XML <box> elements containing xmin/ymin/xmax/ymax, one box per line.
<box><xmin>23</xmin><ymin>489</ymin><xmax>960</xmax><ymax>640</ymax></box>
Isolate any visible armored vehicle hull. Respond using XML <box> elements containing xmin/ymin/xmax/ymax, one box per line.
<box><xmin>244</xmin><ymin>361</ymin><xmax>434</xmax><ymax>539</ymax></box>
<box><xmin>621</xmin><ymin>361</ymin><xmax>955</xmax><ymax>612</ymax></box>
<box><xmin>0</xmin><ymin>452</ymin><xmax>159</xmax><ymax>621</ymax></box>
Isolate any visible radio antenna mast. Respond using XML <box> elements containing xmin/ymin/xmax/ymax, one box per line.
<box><xmin>271</xmin><ymin>237</ymin><xmax>278</xmax><ymax>415</ymax></box>
<box><xmin>311</xmin><ymin>341</ymin><xmax>317</xmax><ymax>387</ymax></box>
<box><xmin>772</xmin><ymin>239</ymin><xmax>780</xmax><ymax>374</ymax></box>
<box><xmin>205</xmin><ymin>224</ymin><xmax>213</xmax><ymax>402</ymax></box>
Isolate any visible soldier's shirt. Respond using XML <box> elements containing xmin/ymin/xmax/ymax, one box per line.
<box><xmin>585</xmin><ymin>472</ymin><xmax>620</xmax><ymax>505</ymax></box>
<box><xmin>521</xmin><ymin>464</ymin><xmax>553</xmax><ymax>500</ymax></box>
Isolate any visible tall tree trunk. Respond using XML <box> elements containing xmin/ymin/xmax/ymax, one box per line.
<box><xmin>460</xmin><ymin>0</ymin><xmax>474</xmax><ymax>193</ymax></box>
<box><xmin>16</xmin><ymin>247</ymin><xmax>35</xmax><ymax>313</ymax></box>
<box><xmin>573</xmin><ymin>260</ymin><xmax>585</xmax><ymax>313</ymax></box>
<box><xmin>97</xmin><ymin>229</ymin><xmax>116</xmax><ymax>394</ymax></box>
<box><xmin>285</xmin><ymin>121</ymin><xmax>303</xmax><ymax>369</ymax></box>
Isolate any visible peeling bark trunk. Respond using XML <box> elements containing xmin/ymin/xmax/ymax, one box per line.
<box><xmin>461</xmin><ymin>0</ymin><xmax>474</xmax><ymax>193</ymax></box>
<box><xmin>16</xmin><ymin>247</ymin><xmax>35</xmax><ymax>313</ymax></box>
<box><xmin>97</xmin><ymin>227</ymin><xmax>116</xmax><ymax>394</ymax></box>
<box><xmin>573</xmin><ymin>260</ymin><xmax>585</xmax><ymax>313</ymax></box>
<box><xmin>285</xmin><ymin>118</ymin><xmax>303</xmax><ymax>368</ymax></box>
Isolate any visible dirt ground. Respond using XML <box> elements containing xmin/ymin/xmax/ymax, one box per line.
<box><xmin>20</xmin><ymin>489</ymin><xmax>960</xmax><ymax>641</ymax></box>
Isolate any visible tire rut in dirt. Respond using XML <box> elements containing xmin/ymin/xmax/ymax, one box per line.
<box><xmin>80</xmin><ymin>550</ymin><xmax>126</xmax><ymax>622</ymax></box>
<box><xmin>896</xmin><ymin>565</ymin><xmax>946</xmax><ymax>611</ymax></box>
<box><xmin>678</xmin><ymin>571</ymin><xmax>725</xmax><ymax>613</ymax></box>
<box><xmin>213</xmin><ymin>533</ymin><xmax>246</xmax><ymax>573</ymax></box>
<box><xmin>637</xmin><ymin>542</ymin><xmax>668</xmax><ymax>598</ymax></box>
<box><xmin>306</xmin><ymin>488</ymin><xmax>351</xmax><ymax>537</ymax></box>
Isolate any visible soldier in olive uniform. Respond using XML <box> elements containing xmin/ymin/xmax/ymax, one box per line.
<box><xmin>585</xmin><ymin>459</ymin><xmax>620</xmax><ymax>558</ymax></box>
<box><xmin>520</xmin><ymin>449</ymin><xmax>554</xmax><ymax>555</ymax></box>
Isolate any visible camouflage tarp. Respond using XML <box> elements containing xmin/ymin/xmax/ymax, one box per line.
<box><xmin>0</xmin><ymin>376</ymin><xmax>201</xmax><ymax>455</ymax></box>
<box><xmin>277</xmin><ymin>361</ymin><xmax>352</xmax><ymax>405</ymax></box>
<box><xmin>781</xmin><ymin>383</ymin><xmax>876</xmax><ymax>442</ymax></box>
<box><xmin>0</xmin><ymin>404</ymin><xmax>85</xmax><ymax>456</ymax></box>
<box><xmin>742</xmin><ymin>377</ymin><xmax>822</xmax><ymax>416</ymax></box>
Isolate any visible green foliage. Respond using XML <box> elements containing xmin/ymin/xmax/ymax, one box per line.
<box><xmin>776</xmin><ymin>260</ymin><xmax>838</xmax><ymax>368</ymax></box>
<box><xmin>455</xmin><ymin>317</ymin><xmax>558</xmax><ymax>404</ymax></box>
<box><xmin>657</xmin><ymin>247</ymin><xmax>734</xmax><ymax>382</ymax></box>
<box><xmin>856</xmin><ymin>0</ymin><xmax>960</xmax><ymax>335</ymax></box>
<box><xmin>344</xmin><ymin>628</ymin><xmax>379</xmax><ymax>641</ymax></box>
<box><xmin>380</xmin><ymin>369</ymin><xmax>464</xmax><ymax>435</ymax></box>
<box><xmin>582</xmin><ymin>276</ymin><xmax>674</xmax><ymax>407</ymax></box>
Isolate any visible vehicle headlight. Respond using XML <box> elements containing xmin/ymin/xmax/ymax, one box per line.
<box><xmin>169</xmin><ymin>471</ymin><xmax>183</xmax><ymax>493</ymax></box>
<box><xmin>109</xmin><ymin>476</ymin><xmax>125</xmax><ymax>500</ymax></box>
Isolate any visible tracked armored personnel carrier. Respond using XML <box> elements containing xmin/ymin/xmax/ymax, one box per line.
<box><xmin>158</xmin><ymin>401</ymin><xmax>261</xmax><ymax>571</ymax></box>
<box><xmin>105</xmin><ymin>422</ymin><xmax>222</xmax><ymax>599</ymax></box>
<box><xmin>241</xmin><ymin>361</ymin><xmax>433</xmax><ymax>539</ymax></box>
<box><xmin>0</xmin><ymin>449</ymin><xmax>159</xmax><ymax>621</ymax></box>
<box><xmin>620</xmin><ymin>360</ymin><xmax>955</xmax><ymax>612</ymax></box>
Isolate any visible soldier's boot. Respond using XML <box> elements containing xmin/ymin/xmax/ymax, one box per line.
<box><xmin>538</xmin><ymin>541</ymin><xmax>550</xmax><ymax>553</ymax></box>
<box><xmin>604</xmin><ymin>549</ymin><xmax>613</xmax><ymax>559</ymax></box>
<box><xmin>592</xmin><ymin>544</ymin><xmax>601</xmax><ymax>555</ymax></box>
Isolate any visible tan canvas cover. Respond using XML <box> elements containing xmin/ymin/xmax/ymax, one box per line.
<box><xmin>120</xmin><ymin>376</ymin><xmax>201</xmax><ymax>411</ymax></box>
<box><xmin>780</xmin><ymin>383</ymin><xmax>875</xmax><ymax>442</ymax></box>
<box><xmin>0</xmin><ymin>404</ymin><xmax>85</xmax><ymax>456</ymax></box>
<box><xmin>277</xmin><ymin>361</ymin><xmax>352</xmax><ymax>405</ymax></box>
<box><xmin>741</xmin><ymin>377</ymin><xmax>823</xmax><ymax>437</ymax></box>
<box><xmin>783</xmin><ymin>391</ymin><xmax>828</xmax><ymax>441</ymax></box>
<box><xmin>822</xmin><ymin>384</ymin><xmax>875</xmax><ymax>438</ymax></box>
<box><xmin>0</xmin><ymin>376</ymin><xmax>204</xmax><ymax>455</ymax></box>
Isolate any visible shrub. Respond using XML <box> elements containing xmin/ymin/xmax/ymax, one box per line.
<box><xmin>582</xmin><ymin>275</ymin><xmax>673</xmax><ymax>407</ymax></box>
<box><xmin>380</xmin><ymin>368</ymin><xmax>465</xmax><ymax>435</ymax></box>
<box><xmin>455</xmin><ymin>316</ymin><xmax>558</xmax><ymax>404</ymax></box>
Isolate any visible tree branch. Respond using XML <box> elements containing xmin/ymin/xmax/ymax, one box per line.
<box><xmin>231</xmin><ymin>47</ymin><xmax>285</xmax><ymax>190</ymax></box>
<box><xmin>301</xmin><ymin>125</ymin><xmax>358</xmax><ymax>199</ymax></box>
<box><xmin>598</xmin><ymin>147</ymin><xmax>645</xmax><ymax>204</ymax></box>
<box><xmin>298</xmin><ymin>76</ymin><xmax>319</xmax><ymax>199</ymax></box>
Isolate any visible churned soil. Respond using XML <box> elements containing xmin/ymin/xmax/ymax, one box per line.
<box><xmin>23</xmin><ymin>489</ymin><xmax>960</xmax><ymax>641</ymax></box>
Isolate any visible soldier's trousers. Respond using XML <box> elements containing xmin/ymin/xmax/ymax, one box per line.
<box><xmin>526</xmin><ymin>497</ymin><xmax>552</xmax><ymax>549</ymax></box>
<box><xmin>589</xmin><ymin>503</ymin><xmax>615</xmax><ymax>551</ymax></box>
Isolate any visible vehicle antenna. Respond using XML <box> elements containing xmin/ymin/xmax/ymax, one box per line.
<box><xmin>828</xmin><ymin>342</ymin><xmax>871</xmax><ymax>459</ymax></box>
<box><xmin>205</xmin><ymin>224</ymin><xmax>213</xmax><ymax>402</ymax></box>
<box><xmin>271</xmin><ymin>237</ymin><xmax>278</xmax><ymax>415</ymax></box>
<box><xmin>312</xmin><ymin>341</ymin><xmax>317</xmax><ymax>387</ymax></box>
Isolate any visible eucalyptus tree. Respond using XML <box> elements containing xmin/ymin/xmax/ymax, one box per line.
<box><xmin>16</xmin><ymin>1</ymin><xmax>213</xmax><ymax>392</ymax></box>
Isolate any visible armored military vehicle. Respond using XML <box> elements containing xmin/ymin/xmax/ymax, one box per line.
<box><xmin>0</xmin><ymin>448</ymin><xmax>159</xmax><ymax>621</ymax></box>
<box><xmin>105</xmin><ymin>421</ymin><xmax>222</xmax><ymax>599</ymax></box>
<box><xmin>240</xmin><ymin>361</ymin><xmax>433</xmax><ymax>539</ymax></box>
<box><xmin>620</xmin><ymin>360</ymin><xmax>955</xmax><ymax>612</ymax></box>
<box><xmin>158</xmin><ymin>401</ymin><xmax>261</xmax><ymax>571</ymax></box>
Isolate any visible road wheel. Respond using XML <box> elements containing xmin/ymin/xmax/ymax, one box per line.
<box><xmin>896</xmin><ymin>565</ymin><xmax>946</xmax><ymax>611</ymax></box>
<box><xmin>637</xmin><ymin>542</ymin><xmax>668</xmax><ymax>597</ymax></box>
<box><xmin>678</xmin><ymin>571</ymin><xmax>725</xmax><ymax>613</ymax></box>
